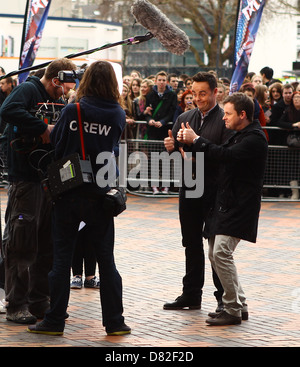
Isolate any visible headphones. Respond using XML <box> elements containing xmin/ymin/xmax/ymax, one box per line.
<box><xmin>52</xmin><ymin>77</ymin><xmax>66</xmax><ymax>101</ymax></box>
<box><xmin>52</xmin><ymin>77</ymin><xmax>61</xmax><ymax>88</ymax></box>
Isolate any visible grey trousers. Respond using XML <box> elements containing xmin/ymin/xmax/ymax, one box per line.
<box><xmin>208</xmin><ymin>235</ymin><xmax>247</xmax><ymax>318</ymax></box>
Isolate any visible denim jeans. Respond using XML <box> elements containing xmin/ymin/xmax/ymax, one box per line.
<box><xmin>45</xmin><ymin>190</ymin><xmax>124</xmax><ymax>330</ymax></box>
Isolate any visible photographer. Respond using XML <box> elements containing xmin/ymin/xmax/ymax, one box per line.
<box><xmin>0</xmin><ymin>58</ymin><xmax>77</xmax><ymax>324</ymax></box>
<box><xmin>27</xmin><ymin>61</ymin><xmax>130</xmax><ymax>336</ymax></box>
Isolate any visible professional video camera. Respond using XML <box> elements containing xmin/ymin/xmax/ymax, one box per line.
<box><xmin>58</xmin><ymin>69</ymin><xmax>85</xmax><ymax>83</ymax></box>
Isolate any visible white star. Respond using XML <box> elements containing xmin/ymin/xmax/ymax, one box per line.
<box><xmin>31</xmin><ymin>0</ymin><xmax>49</xmax><ymax>15</ymax></box>
<box><xmin>242</xmin><ymin>0</ymin><xmax>263</xmax><ymax>21</ymax></box>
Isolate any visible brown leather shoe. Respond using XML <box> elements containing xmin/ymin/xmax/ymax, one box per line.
<box><xmin>206</xmin><ymin>310</ymin><xmax>242</xmax><ymax>326</ymax></box>
<box><xmin>208</xmin><ymin>310</ymin><xmax>248</xmax><ymax>321</ymax></box>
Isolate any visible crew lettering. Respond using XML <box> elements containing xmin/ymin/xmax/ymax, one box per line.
<box><xmin>69</xmin><ymin>120</ymin><xmax>111</xmax><ymax>136</ymax></box>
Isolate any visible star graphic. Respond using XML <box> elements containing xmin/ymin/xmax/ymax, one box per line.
<box><xmin>242</xmin><ymin>0</ymin><xmax>262</xmax><ymax>21</ymax></box>
<box><xmin>31</xmin><ymin>0</ymin><xmax>48</xmax><ymax>15</ymax></box>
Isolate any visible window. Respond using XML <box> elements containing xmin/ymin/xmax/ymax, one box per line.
<box><xmin>0</xmin><ymin>35</ymin><xmax>14</xmax><ymax>57</ymax></box>
<box><xmin>38</xmin><ymin>37</ymin><xmax>88</xmax><ymax>58</ymax></box>
<box><xmin>297</xmin><ymin>21</ymin><xmax>300</xmax><ymax>38</ymax></box>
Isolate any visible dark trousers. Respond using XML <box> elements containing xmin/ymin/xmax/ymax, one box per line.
<box><xmin>179</xmin><ymin>189</ymin><xmax>223</xmax><ymax>302</ymax></box>
<box><xmin>45</xmin><ymin>191</ymin><xmax>124</xmax><ymax>330</ymax></box>
<box><xmin>72</xmin><ymin>225</ymin><xmax>97</xmax><ymax>277</ymax></box>
<box><xmin>0</xmin><ymin>222</ymin><xmax>4</xmax><ymax>290</ymax></box>
<box><xmin>3</xmin><ymin>181</ymin><xmax>53</xmax><ymax>312</ymax></box>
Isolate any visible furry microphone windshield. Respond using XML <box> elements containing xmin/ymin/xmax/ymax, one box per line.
<box><xmin>131</xmin><ymin>0</ymin><xmax>190</xmax><ymax>55</ymax></box>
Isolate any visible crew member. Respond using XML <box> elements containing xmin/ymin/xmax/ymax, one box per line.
<box><xmin>27</xmin><ymin>61</ymin><xmax>131</xmax><ymax>336</ymax></box>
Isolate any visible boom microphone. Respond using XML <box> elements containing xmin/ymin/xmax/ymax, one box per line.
<box><xmin>131</xmin><ymin>0</ymin><xmax>190</xmax><ymax>55</ymax></box>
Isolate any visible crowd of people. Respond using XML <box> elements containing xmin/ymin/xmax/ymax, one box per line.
<box><xmin>121</xmin><ymin>66</ymin><xmax>298</xmax><ymax>143</ymax></box>
<box><xmin>0</xmin><ymin>65</ymin><xmax>296</xmax><ymax>151</ymax></box>
<box><xmin>0</xmin><ymin>61</ymin><xmax>297</xmax><ymax>334</ymax></box>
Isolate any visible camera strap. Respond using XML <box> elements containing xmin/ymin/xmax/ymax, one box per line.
<box><xmin>76</xmin><ymin>102</ymin><xmax>86</xmax><ymax>161</ymax></box>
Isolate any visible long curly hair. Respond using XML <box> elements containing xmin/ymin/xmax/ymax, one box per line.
<box><xmin>76</xmin><ymin>61</ymin><xmax>120</xmax><ymax>103</ymax></box>
<box><xmin>179</xmin><ymin>89</ymin><xmax>193</xmax><ymax>110</ymax></box>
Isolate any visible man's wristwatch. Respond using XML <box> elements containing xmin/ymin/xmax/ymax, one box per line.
<box><xmin>193</xmin><ymin>136</ymin><xmax>200</xmax><ymax>144</ymax></box>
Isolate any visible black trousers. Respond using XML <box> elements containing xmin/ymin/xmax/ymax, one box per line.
<box><xmin>45</xmin><ymin>190</ymin><xmax>124</xmax><ymax>330</ymax></box>
<box><xmin>72</xmin><ymin>225</ymin><xmax>97</xmax><ymax>277</ymax></box>
<box><xmin>3</xmin><ymin>181</ymin><xmax>53</xmax><ymax>312</ymax></box>
<box><xmin>179</xmin><ymin>188</ymin><xmax>223</xmax><ymax>302</ymax></box>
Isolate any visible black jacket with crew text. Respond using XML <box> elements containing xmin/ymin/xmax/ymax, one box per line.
<box><xmin>50</xmin><ymin>96</ymin><xmax>125</xmax><ymax>194</ymax></box>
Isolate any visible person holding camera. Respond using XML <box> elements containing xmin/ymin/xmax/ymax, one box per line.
<box><xmin>27</xmin><ymin>60</ymin><xmax>130</xmax><ymax>336</ymax></box>
<box><xmin>0</xmin><ymin>58</ymin><xmax>77</xmax><ymax>324</ymax></box>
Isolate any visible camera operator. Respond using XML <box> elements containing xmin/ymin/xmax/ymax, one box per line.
<box><xmin>27</xmin><ymin>60</ymin><xmax>130</xmax><ymax>336</ymax></box>
<box><xmin>0</xmin><ymin>58</ymin><xmax>76</xmax><ymax>324</ymax></box>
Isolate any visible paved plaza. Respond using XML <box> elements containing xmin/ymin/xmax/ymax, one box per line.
<box><xmin>0</xmin><ymin>188</ymin><xmax>300</xmax><ymax>351</ymax></box>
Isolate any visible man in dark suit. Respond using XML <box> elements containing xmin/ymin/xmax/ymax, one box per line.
<box><xmin>163</xmin><ymin>72</ymin><xmax>232</xmax><ymax>311</ymax></box>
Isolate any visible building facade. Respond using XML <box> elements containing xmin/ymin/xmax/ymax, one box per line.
<box><xmin>2</xmin><ymin>1</ymin><xmax>300</xmax><ymax>81</ymax></box>
<box><xmin>0</xmin><ymin>0</ymin><xmax>122</xmax><ymax>73</ymax></box>
<box><xmin>249</xmin><ymin>1</ymin><xmax>300</xmax><ymax>81</ymax></box>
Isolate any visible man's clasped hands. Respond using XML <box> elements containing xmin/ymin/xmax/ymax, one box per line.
<box><xmin>164</xmin><ymin>122</ymin><xmax>199</xmax><ymax>156</ymax></box>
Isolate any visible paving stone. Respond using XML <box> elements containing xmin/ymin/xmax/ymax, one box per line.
<box><xmin>0</xmin><ymin>189</ymin><xmax>299</xmax><ymax>349</ymax></box>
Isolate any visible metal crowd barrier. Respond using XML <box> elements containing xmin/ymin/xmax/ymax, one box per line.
<box><xmin>262</xmin><ymin>126</ymin><xmax>300</xmax><ymax>201</ymax></box>
<box><xmin>123</xmin><ymin>120</ymin><xmax>180</xmax><ymax>197</ymax></box>
<box><xmin>124</xmin><ymin>122</ymin><xmax>300</xmax><ymax>201</ymax></box>
<box><xmin>0</xmin><ymin>150</ymin><xmax>8</xmax><ymax>188</ymax></box>
<box><xmin>0</xmin><ymin>122</ymin><xmax>299</xmax><ymax>201</ymax></box>
<box><xmin>124</xmin><ymin>137</ymin><xmax>182</xmax><ymax>197</ymax></box>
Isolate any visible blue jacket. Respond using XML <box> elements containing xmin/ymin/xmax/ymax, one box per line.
<box><xmin>50</xmin><ymin>96</ymin><xmax>125</xmax><ymax>193</ymax></box>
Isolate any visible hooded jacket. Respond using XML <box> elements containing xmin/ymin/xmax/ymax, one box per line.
<box><xmin>0</xmin><ymin>76</ymin><xmax>57</xmax><ymax>182</ymax></box>
<box><xmin>50</xmin><ymin>96</ymin><xmax>125</xmax><ymax>193</ymax></box>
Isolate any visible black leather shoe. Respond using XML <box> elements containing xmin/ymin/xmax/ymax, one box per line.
<box><xmin>163</xmin><ymin>295</ymin><xmax>201</xmax><ymax>310</ymax></box>
<box><xmin>206</xmin><ymin>310</ymin><xmax>242</xmax><ymax>326</ymax></box>
<box><xmin>208</xmin><ymin>310</ymin><xmax>248</xmax><ymax>320</ymax></box>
